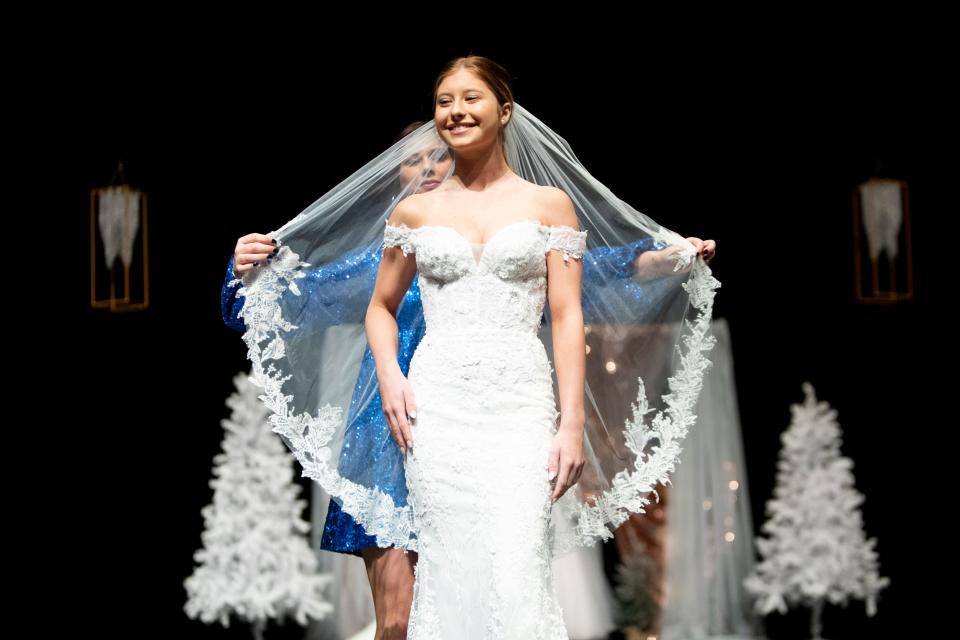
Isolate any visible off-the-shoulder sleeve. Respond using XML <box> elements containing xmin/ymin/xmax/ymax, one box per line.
<box><xmin>545</xmin><ymin>225</ymin><xmax>588</xmax><ymax>263</ymax></box>
<box><xmin>382</xmin><ymin>223</ymin><xmax>416</xmax><ymax>257</ymax></box>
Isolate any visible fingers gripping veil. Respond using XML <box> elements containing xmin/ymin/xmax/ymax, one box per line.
<box><xmin>230</xmin><ymin>102</ymin><xmax>722</xmax><ymax>558</ymax></box>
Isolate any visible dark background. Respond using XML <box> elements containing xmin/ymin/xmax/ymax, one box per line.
<box><xmin>32</xmin><ymin>21</ymin><xmax>949</xmax><ymax>639</ymax></box>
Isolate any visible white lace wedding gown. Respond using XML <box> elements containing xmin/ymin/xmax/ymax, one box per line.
<box><xmin>381</xmin><ymin>218</ymin><xmax>588</xmax><ymax>640</ymax></box>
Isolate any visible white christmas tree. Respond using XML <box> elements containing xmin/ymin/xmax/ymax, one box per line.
<box><xmin>184</xmin><ymin>370</ymin><xmax>334</xmax><ymax>638</ymax></box>
<box><xmin>743</xmin><ymin>382</ymin><xmax>889</xmax><ymax>640</ymax></box>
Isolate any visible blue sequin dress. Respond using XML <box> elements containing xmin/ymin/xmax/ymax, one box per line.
<box><xmin>221</xmin><ymin>236</ymin><xmax>664</xmax><ymax>556</ymax></box>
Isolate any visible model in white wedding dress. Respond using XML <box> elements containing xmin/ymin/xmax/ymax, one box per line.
<box><xmin>380</xmin><ymin>217</ymin><xmax>586</xmax><ymax>639</ymax></box>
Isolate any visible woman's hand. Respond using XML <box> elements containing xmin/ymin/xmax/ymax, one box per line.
<box><xmin>687</xmin><ymin>237</ymin><xmax>716</xmax><ymax>264</ymax></box>
<box><xmin>548</xmin><ymin>420</ymin><xmax>586</xmax><ymax>502</ymax></box>
<box><xmin>233</xmin><ymin>233</ymin><xmax>278</xmax><ymax>277</ymax></box>
<box><xmin>378</xmin><ymin>365</ymin><xmax>418</xmax><ymax>455</ymax></box>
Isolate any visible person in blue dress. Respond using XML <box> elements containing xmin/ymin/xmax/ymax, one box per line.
<box><xmin>222</xmin><ymin>121</ymin><xmax>716</xmax><ymax>637</ymax></box>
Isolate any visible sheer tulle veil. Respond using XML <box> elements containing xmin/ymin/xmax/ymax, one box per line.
<box><xmin>229</xmin><ymin>97</ymin><xmax>721</xmax><ymax>559</ymax></box>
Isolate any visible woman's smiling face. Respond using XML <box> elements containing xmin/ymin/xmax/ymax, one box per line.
<box><xmin>434</xmin><ymin>68</ymin><xmax>508</xmax><ymax>152</ymax></box>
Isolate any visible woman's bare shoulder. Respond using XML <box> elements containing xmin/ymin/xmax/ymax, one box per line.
<box><xmin>387</xmin><ymin>193</ymin><xmax>426</xmax><ymax>228</ymax></box>
<box><xmin>533</xmin><ymin>184</ymin><xmax>578</xmax><ymax>229</ymax></box>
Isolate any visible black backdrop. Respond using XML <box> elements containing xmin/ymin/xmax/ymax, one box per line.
<box><xmin>40</xmin><ymin>28</ymin><xmax>949</xmax><ymax>640</ymax></box>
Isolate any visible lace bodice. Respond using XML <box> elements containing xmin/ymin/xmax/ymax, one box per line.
<box><xmin>381</xmin><ymin>219</ymin><xmax>587</xmax><ymax>336</ymax></box>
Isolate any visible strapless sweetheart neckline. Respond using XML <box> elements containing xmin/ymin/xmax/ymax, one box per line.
<box><xmin>387</xmin><ymin>218</ymin><xmax>546</xmax><ymax>246</ymax></box>
<box><xmin>386</xmin><ymin>218</ymin><xmax>582</xmax><ymax>268</ymax></box>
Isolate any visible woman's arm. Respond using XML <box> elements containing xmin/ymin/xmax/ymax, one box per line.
<box><xmin>365</xmin><ymin>197</ymin><xmax>420</xmax><ymax>453</ymax></box>
<box><xmin>221</xmin><ymin>255</ymin><xmax>247</xmax><ymax>332</ymax></box>
<box><xmin>221</xmin><ymin>240</ymin><xmax>387</xmax><ymax>333</ymax></box>
<box><xmin>542</xmin><ymin>187</ymin><xmax>587</xmax><ymax>502</ymax></box>
<box><xmin>582</xmin><ymin>237</ymin><xmax>668</xmax><ymax>282</ymax></box>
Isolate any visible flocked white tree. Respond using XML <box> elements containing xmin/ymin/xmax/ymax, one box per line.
<box><xmin>744</xmin><ymin>382</ymin><xmax>889</xmax><ymax>640</ymax></box>
<box><xmin>184</xmin><ymin>370</ymin><xmax>334</xmax><ymax>639</ymax></box>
